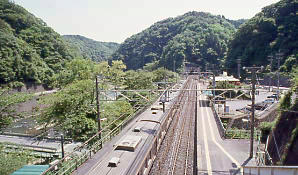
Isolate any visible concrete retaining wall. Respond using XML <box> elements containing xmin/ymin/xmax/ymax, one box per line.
<box><xmin>210</xmin><ymin>102</ymin><xmax>226</xmax><ymax>139</ymax></box>
<box><xmin>242</xmin><ymin>166</ymin><xmax>298</xmax><ymax>175</ymax></box>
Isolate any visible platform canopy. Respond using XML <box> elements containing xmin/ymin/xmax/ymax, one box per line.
<box><xmin>11</xmin><ymin>165</ymin><xmax>49</xmax><ymax>175</ymax></box>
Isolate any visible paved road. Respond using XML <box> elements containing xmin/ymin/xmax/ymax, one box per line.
<box><xmin>197</xmin><ymin>82</ymin><xmax>256</xmax><ymax>174</ymax></box>
<box><xmin>226</xmin><ymin>91</ymin><xmax>274</xmax><ymax>112</ymax></box>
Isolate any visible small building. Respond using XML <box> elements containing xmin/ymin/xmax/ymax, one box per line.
<box><xmin>214</xmin><ymin>72</ymin><xmax>240</xmax><ymax>85</ymax></box>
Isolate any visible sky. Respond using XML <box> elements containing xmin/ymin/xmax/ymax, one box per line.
<box><xmin>14</xmin><ymin>0</ymin><xmax>280</xmax><ymax>43</ymax></box>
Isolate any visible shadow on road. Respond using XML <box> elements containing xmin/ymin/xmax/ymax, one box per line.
<box><xmin>230</xmin><ymin>157</ymin><xmax>253</xmax><ymax>175</ymax></box>
<box><xmin>199</xmin><ymin>100</ymin><xmax>209</xmax><ymax>107</ymax></box>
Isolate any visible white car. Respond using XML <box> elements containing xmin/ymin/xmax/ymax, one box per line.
<box><xmin>264</xmin><ymin>98</ymin><xmax>275</xmax><ymax>104</ymax></box>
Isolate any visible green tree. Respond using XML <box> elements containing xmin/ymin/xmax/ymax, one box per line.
<box><xmin>0</xmin><ymin>0</ymin><xmax>76</xmax><ymax>86</ymax></box>
<box><xmin>226</xmin><ymin>0</ymin><xmax>298</xmax><ymax>77</ymax></box>
<box><xmin>112</xmin><ymin>11</ymin><xmax>239</xmax><ymax>70</ymax></box>
<box><xmin>0</xmin><ymin>143</ymin><xmax>35</xmax><ymax>175</ymax></box>
<box><xmin>124</xmin><ymin>70</ymin><xmax>154</xmax><ymax>89</ymax></box>
<box><xmin>40</xmin><ymin>80</ymin><xmax>97</xmax><ymax>141</ymax></box>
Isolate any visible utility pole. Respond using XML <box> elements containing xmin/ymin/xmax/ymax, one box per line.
<box><xmin>268</xmin><ymin>55</ymin><xmax>274</xmax><ymax>92</ymax></box>
<box><xmin>174</xmin><ymin>60</ymin><xmax>177</xmax><ymax>83</ymax></box>
<box><xmin>276</xmin><ymin>52</ymin><xmax>283</xmax><ymax>101</ymax></box>
<box><xmin>212</xmin><ymin>64</ymin><xmax>216</xmax><ymax>98</ymax></box>
<box><xmin>236</xmin><ymin>58</ymin><xmax>241</xmax><ymax>79</ymax></box>
<box><xmin>60</xmin><ymin>134</ymin><xmax>65</xmax><ymax>158</ymax></box>
<box><xmin>173</xmin><ymin>60</ymin><xmax>176</xmax><ymax>73</ymax></box>
<box><xmin>243</xmin><ymin>65</ymin><xmax>263</xmax><ymax>158</ymax></box>
<box><xmin>183</xmin><ymin>56</ymin><xmax>186</xmax><ymax>78</ymax></box>
<box><xmin>95</xmin><ymin>76</ymin><xmax>102</xmax><ymax>143</ymax></box>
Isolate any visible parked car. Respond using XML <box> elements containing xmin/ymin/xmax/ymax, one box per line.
<box><xmin>236</xmin><ymin>107</ymin><xmax>252</xmax><ymax>113</ymax></box>
<box><xmin>267</xmin><ymin>94</ymin><xmax>278</xmax><ymax>100</ymax></box>
<box><xmin>264</xmin><ymin>98</ymin><xmax>275</xmax><ymax>104</ymax></box>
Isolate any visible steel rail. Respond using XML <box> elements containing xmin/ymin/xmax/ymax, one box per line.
<box><xmin>123</xmin><ymin>78</ymin><xmax>190</xmax><ymax>175</ymax></box>
<box><xmin>149</xmin><ymin>76</ymin><xmax>196</xmax><ymax>175</ymax></box>
<box><xmin>171</xmin><ymin>80</ymin><xmax>196</xmax><ymax>175</ymax></box>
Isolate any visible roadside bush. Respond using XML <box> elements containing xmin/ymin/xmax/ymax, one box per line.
<box><xmin>260</xmin><ymin>121</ymin><xmax>275</xmax><ymax>143</ymax></box>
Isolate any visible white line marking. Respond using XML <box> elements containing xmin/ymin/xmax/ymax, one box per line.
<box><xmin>199</xmin><ymin>83</ymin><xmax>213</xmax><ymax>175</ymax></box>
<box><xmin>204</xmin><ymin>97</ymin><xmax>241</xmax><ymax>168</ymax></box>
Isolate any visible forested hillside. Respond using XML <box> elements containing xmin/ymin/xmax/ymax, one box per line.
<box><xmin>63</xmin><ymin>35</ymin><xmax>119</xmax><ymax>62</ymax></box>
<box><xmin>0</xmin><ymin>0</ymin><xmax>76</xmax><ymax>87</ymax></box>
<box><xmin>226</xmin><ymin>0</ymin><xmax>298</xmax><ymax>76</ymax></box>
<box><xmin>112</xmin><ymin>11</ymin><xmax>245</xmax><ymax>70</ymax></box>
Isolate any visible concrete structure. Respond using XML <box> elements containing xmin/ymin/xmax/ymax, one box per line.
<box><xmin>242</xmin><ymin>166</ymin><xmax>298</xmax><ymax>175</ymax></box>
<box><xmin>213</xmin><ymin>71</ymin><xmax>240</xmax><ymax>85</ymax></box>
<box><xmin>115</xmin><ymin>135</ymin><xmax>142</xmax><ymax>151</ymax></box>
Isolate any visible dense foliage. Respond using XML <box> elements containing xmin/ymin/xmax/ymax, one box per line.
<box><xmin>0</xmin><ymin>143</ymin><xmax>35</xmax><ymax>175</ymax></box>
<box><xmin>0</xmin><ymin>89</ymin><xmax>33</xmax><ymax>129</ymax></box>
<box><xmin>39</xmin><ymin>58</ymin><xmax>176</xmax><ymax>141</ymax></box>
<box><xmin>63</xmin><ymin>35</ymin><xmax>119</xmax><ymax>62</ymax></box>
<box><xmin>226</xmin><ymin>0</ymin><xmax>298</xmax><ymax>76</ymax></box>
<box><xmin>112</xmin><ymin>11</ymin><xmax>243</xmax><ymax>70</ymax></box>
<box><xmin>0</xmin><ymin>0</ymin><xmax>76</xmax><ymax>86</ymax></box>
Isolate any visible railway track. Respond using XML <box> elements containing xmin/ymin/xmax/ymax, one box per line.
<box><xmin>149</xmin><ymin>76</ymin><xmax>197</xmax><ymax>175</ymax></box>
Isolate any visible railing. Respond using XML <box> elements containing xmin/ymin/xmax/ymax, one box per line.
<box><xmin>256</xmin><ymin>134</ymin><xmax>273</xmax><ymax>166</ymax></box>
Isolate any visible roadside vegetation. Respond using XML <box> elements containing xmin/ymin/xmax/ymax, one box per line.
<box><xmin>0</xmin><ymin>143</ymin><xmax>36</xmax><ymax>175</ymax></box>
<box><xmin>0</xmin><ymin>89</ymin><xmax>34</xmax><ymax>129</ymax></box>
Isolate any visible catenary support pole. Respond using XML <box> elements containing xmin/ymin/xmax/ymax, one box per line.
<box><xmin>96</xmin><ymin>76</ymin><xmax>102</xmax><ymax>145</ymax></box>
<box><xmin>276</xmin><ymin>51</ymin><xmax>283</xmax><ymax>101</ymax></box>
<box><xmin>61</xmin><ymin>134</ymin><xmax>65</xmax><ymax>158</ymax></box>
<box><xmin>237</xmin><ymin>58</ymin><xmax>241</xmax><ymax>79</ymax></box>
<box><xmin>243</xmin><ymin>66</ymin><xmax>263</xmax><ymax>158</ymax></box>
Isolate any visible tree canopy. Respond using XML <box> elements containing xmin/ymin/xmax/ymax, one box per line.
<box><xmin>63</xmin><ymin>35</ymin><xmax>119</xmax><ymax>62</ymax></box>
<box><xmin>0</xmin><ymin>0</ymin><xmax>76</xmax><ymax>87</ymax></box>
<box><xmin>112</xmin><ymin>11</ymin><xmax>244</xmax><ymax>71</ymax></box>
<box><xmin>225</xmin><ymin>0</ymin><xmax>298</xmax><ymax>76</ymax></box>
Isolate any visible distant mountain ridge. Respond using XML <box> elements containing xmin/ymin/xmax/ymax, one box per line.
<box><xmin>0</xmin><ymin>0</ymin><xmax>76</xmax><ymax>86</ymax></box>
<box><xmin>63</xmin><ymin>35</ymin><xmax>119</xmax><ymax>62</ymax></box>
<box><xmin>112</xmin><ymin>11</ymin><xmax>246</xmax><ymax>70</ymax></box>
